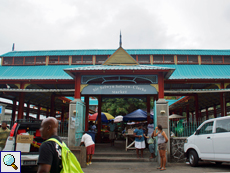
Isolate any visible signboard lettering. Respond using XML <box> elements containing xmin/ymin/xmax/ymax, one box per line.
<box><xmin>82</xmin><ymin>85</ymin><xmax>157</xmax><ymax>95</ymax></box>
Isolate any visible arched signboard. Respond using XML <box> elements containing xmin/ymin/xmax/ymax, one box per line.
<box><xmin>81</xmin><ymin>84</ymin><xmax>158</xmax><ymax>95</ymax></box>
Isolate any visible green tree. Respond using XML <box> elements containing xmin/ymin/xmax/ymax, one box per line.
<box><xmin>101</xmin><ymin>98</ymin><xmax>147</xmax><ymax>116</ymax></box>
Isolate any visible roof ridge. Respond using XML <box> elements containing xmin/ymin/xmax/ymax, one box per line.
<box><xmin>4</xmin><ymin>49</ymin><xmax>230</xmax><ymax>52</ymax></box>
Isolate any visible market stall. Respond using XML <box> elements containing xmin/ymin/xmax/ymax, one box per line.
<box><xmin>123</xmin><ymin>109</ymin><xmax>154</xmax><ymax>151</ymax></box>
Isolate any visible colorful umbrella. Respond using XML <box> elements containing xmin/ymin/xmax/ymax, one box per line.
<box><xmin>169</xmin><ymin>114</ymin><xmax>185</xmax><ymax>119</ymax></box>
<box><xmin>114</xmin><ymin>115</ymin><xmax>123</xmax><ymax>123</ymax></box>
<box><xmin>89</xmin><ymin>112</ymin><xmax>114</xmax><ymax>123</ymax></box>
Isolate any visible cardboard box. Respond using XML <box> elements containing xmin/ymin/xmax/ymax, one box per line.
<box><xmin>127</xmin><ymin>129</ymin><xmax>134</xmax><ymax>135</ymax></box>
<box><xmin>16</xmin><ymin>135</ymin><xmax>34</xmax><ymax>143</ymax></box>
<box><xmin>16</xmin><ymin>135</ymin><xmax>34</xmax><ymax>152</ymax></box>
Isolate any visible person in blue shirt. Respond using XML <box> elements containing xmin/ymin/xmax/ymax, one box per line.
<box><xmin>107</xmin><ymin>120</ymin><xmax>117</xmax><ymax>146</ymax></box>
<box><xmin>133</xmin><ymin>123</ymin><xmax>147</xmax><ymax>158</ymax></box>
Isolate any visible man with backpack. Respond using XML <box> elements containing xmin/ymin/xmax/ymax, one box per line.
<box><xmin>37</xmin><ymin>117</ymin><xmax>83</xmax><ymax>173</ymax></box>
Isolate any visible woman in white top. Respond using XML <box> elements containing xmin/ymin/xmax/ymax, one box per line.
<box><xmin>153</xmin><ymin>125</ymin><xmax>168</xmax><ymax>171</ymax></box>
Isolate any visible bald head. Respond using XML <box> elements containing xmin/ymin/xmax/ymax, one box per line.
<box><xmin>40</xmin><ymin>117</ymin><xmax>59</xmax><ymax>139</ymax></box>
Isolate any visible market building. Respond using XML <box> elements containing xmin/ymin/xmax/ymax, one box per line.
<box><xmin>0</xmin><ymin>39</ymin><xmax>230</xmax><ymax>154</ymax></box>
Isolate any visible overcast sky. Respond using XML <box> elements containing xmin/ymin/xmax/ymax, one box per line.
<box><xmin>0</xmin><ymin>0</ymin><xmax>230</xmax><ymax>55</ymax></box>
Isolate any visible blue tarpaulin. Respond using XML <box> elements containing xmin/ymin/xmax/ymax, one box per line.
<box><xmin>123</xmin><ymin>109</ymin><xmax>153</xmax><ymax>121</ymax></box>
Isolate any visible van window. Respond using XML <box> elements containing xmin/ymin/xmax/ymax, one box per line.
<box><xmin>199</xmin><ymin>121</ymin><xmax>213</xmax><ymax>135</ymax></box>
<box><xmin>216</xmin><ymin>119</ymin><xmax>230</xmax><ymax>133</ymax></box>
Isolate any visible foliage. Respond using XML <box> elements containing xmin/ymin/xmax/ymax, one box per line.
<box><xmin>101</xmin><ymin>98</ymin><xmax>147</xmax><ymax>116</ymax></box>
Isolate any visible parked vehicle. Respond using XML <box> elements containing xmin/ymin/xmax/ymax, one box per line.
<box><xmin>184</xmin><ymin>116</ymin><xmax>230</xmax><ymax>166</ymax></box>
<box><xmin>3</xmin><ymin>120</ymin><xmax>44</xmax><ymax>166</ymax></box>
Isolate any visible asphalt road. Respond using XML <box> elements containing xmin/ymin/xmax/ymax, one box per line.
<box><xmin>21</xmin><ymin>162</ymin><xmax>230</xmax><ymax>173</ymax></box>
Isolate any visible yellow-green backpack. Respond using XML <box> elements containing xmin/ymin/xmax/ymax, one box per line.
<box><xmin>46</xmin><ymin>138</ymin><xmax>84</xmax><ymax>173</ymax></box>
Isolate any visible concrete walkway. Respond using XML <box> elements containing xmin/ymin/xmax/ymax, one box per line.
<box><xmin>83</xmin><ymin>162</ymin><xmax>230</xmax><ymax>173</ymax></box>
<box><xmin>93</xmin><ymin>140</ymin><xmax>155</xmax><ymax>162</ymax></box>
<box><xmin>84</xmin><ymin>140</ymin><xmax>230</xmax><ymax>173</ymax></box>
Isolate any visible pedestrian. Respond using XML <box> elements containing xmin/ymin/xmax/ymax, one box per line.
<box><xmin>107</xmin><ymin>120</ymin><xmax>116</xmax><ymax>146</ymax></box>
<box><xmin>0</xmin><ymin>121</ymin><xmax>10</xmax><ymax>151</ymax></box>
<box><xmin>133</xmin><ymin>123</ymin><xmax>147</xmax><ymax>158</ymax></box>
<box><xmin>37</xmin><ymin>117</ymin><xmax>63</xmax><ymax>173</ymax></box>
<box><xmin>80</xmin><ymin>132</ymin><xmax>95</xmax><ymax>166</ymax></box>
<box><xmin>147</xmin><ymin>119</ymin><xmax>155</xmax><ymax>158</ymax></box>
<box><xmin>148</xmin><ymin>133</ymin><xmax>155</xmax><ymax>159</ymax></box>
<box><xmin>153</xmin><ymin>124</ymin><xmax>168</xmax><ymax>171</ymax></box>
<box><xmin>91</xmin><ymin>123</ymin><xmax>97</xmax><ymax>132</ymax></box>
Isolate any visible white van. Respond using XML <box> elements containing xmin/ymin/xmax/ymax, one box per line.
<box><xmin>184</xmin><ymin>116</ymin><xmax>230</xmax><ymax>166</ymax></box>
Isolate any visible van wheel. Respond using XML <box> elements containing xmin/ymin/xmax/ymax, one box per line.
<box><xmin>189</xmin><ymin>150</ymin><xmax>199</xmax><ymax>167</ymax></box>
<box><xmin>215</xmin><ymin>162</ymin><xmax>222</xmax><ymax>166</ymax></box>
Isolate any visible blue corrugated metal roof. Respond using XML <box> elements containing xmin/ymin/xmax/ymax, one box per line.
<box><xmin>0</xmin><ymin>65</ymin><xmax>90</xmax><ymax>80</ymax></box>
<box><xmin>0</xmin><ymin>64</ymin><xmax>229</xmax><ymax>80</ymax></box>
<box><xmin>152</xmin><ymin>64</ymin><xmax>230</xmax><ymax>79</ymax></box>
<box><xmin>1</xmin><ymin>49</ymin><xmax>230</xmax><ymax>57</ymax></box>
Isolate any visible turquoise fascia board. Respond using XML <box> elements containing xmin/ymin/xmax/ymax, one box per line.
<box><xmin>2</xmin><ymin>49</ymin><xmax>230</xmax><ymax>57</ymax></box>
<box><xmin>167</xmin><ymin>100</ymin><xmax>178</xmax><ymax>106</ymax></box>
<box><xmin>167</xmin><ymin>96</ymin><xmax>185</xmax><ymax>107</ymax></box>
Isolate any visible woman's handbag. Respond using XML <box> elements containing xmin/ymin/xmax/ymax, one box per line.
<box><xmin>147</xmin><ymin>137</ymin><xmax>155</xmax><ymax>144</ymax></box>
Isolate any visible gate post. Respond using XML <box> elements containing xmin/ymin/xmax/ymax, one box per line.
<box><xmin>68</xmin><ymin>99</ymin><xmax>85</xmax><ymax>146</ymax></box>
<box><xmin>156</xmin><ymin>98</ymin><xmax>170</xmax><ymax>162</ymax></box>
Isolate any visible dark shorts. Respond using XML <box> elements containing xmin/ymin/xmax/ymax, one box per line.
<box><xmin>158</xmin><ymin>143</ymin><xmax>167</xmax><ymax>150</ymax></box>
<box><xmin>86</xmin><ymin>144</ymin><xmax>95</xmax><ymax>155</ymax></box>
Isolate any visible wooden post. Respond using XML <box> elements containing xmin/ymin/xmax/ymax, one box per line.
<box><xmin>18</xmin><ymin>83</ymin><xmax>25</xmax><ymax>119</ymax></box>
<box><xmin>26</xmin><ymin>102</ymin><xmax>30</xmax><ymax>120</ymax></box>
<box><xmin>97</xmin><ymin>96</ymin><xmax>102</xmax><ymax>143</ymax></box>
<box><xmin>74</xmin><ymin>74</ymin><xmax>81</xmax><ymax>99</ymax></box>
<box><xmin>213</xmin><ymin>105</ymin><xmax>217</xmax><ymax>118</ymax></box>
<box><xmin>37</xmin><ymin>105</ymin><xmax>41</xmax><ymax>120</ymax></box>
<box><xmin>191</xmin><ymin>112</ymin><xmax>194</xmax><ymax>124</ymax></box>
<box><xmin>206</xmin><ymin>107</ymin><xmax>209</xmax><ymax>120</ymax></box>
<box><xmin>61</xmin><ymin>105</ymin><xmax>65</xmax><ymax>122</ymax></box>
<box><xmin>50</xmin><ymin>94</ymin><xmax>55</xmax><ymax>117</ymax></box>
<box><xmin>186</xmin><ymin>105</ymin><xmax>189</xmax><ymax>125</ymax></box>
<box><xmin>147</xmin><ymin>95</ymin><xmax>151</xmax><ymax>123</ymax></box>
<box><xmin>11</xmin><ymin>99</ymin><xmax>17</xmax><ymax>126</ymax></box>
<box><xmin>194</xmin><ymin>94</ymin><xmax>199</xmax><ymax>123</ymax></box>
<box><xmin>85</xmin><ymin>96</ymin><xmax>89</xmax><ymax>131</ymax></box>
<box><xmin>158</xmin><ymin>73</ymin><xmax>164</xmax><ymax>99</ymax></box>
<box><xmin>46</xmin><ymin>108</ymin><xmax>49</xmax><ymax>118</ymax></box>
<box><xmin>220</xmin><ymin>83</ymin><xmax>225</xmax><ymax>116</ymax></box>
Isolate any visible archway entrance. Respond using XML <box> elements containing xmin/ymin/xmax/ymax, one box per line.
<box><xmin>81</xmin><ymin>83</ymin><xmax>158</xmax><ymax>142</ymax></box>
<box><xmin>66</xmin><ymin>46</ymin><xmax>173</xmax><ymax>161</ymax></box>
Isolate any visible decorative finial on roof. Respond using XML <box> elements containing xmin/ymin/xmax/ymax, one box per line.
<box><xmin>119</xmin><ymin>31</ymin><xmax>122</xmax><ymax>47</ymax></box>
<box><xmin>12</xmin><ymin>43</ymin><xmax>15</xmax><ymax>51</ymax></box>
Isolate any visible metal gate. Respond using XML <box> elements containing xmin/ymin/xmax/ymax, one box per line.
<box><xmin>75</xmin><ymin>101</ymin><xmax>86</xmax><ymax>146</ymax></box>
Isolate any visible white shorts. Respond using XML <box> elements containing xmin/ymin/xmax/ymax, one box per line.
<box><xmin>135</xmin><ymin>141</ymin><xmax>146</xmax><ymax>149</ymax></box>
